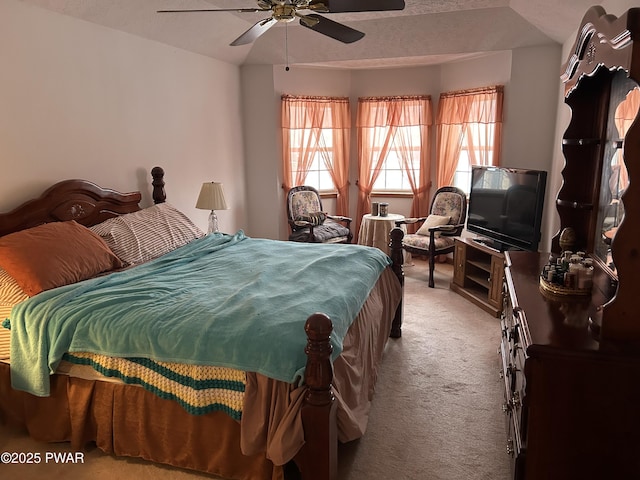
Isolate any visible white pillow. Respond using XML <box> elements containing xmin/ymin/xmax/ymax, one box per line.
<box><xmin>90</xmin><ymin>203</ymin><xmax>204</xmax><ymax>265</ymax></box>
<box><xmin>416</xmin><ymin>214</ymin><xmax>452</xmax><ymax>236</ymax></box>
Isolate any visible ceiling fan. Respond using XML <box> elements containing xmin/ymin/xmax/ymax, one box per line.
<box><xmin>158</xmin><ymin>0</ymin><xmax>405</xmax><ymax>46</ymax></box>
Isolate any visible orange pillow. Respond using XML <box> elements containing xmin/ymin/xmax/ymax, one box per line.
<box><xmin>0</xmin><ymin>221</ymin><xmax>123</xmax><ymax>296</ymax></box>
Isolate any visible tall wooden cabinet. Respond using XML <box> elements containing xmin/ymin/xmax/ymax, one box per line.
<box><xmin>557</xmin><ymin>6</ymin><xmax>640</xmax><ymax>342</ymax></box>
<box><xmin>497</xmin><ymin>7</ymin><xmax>640</xmax><ymax>479</ymax></box>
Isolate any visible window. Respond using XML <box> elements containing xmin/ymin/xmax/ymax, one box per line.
<box><xmin>452</xmin><ymin>122</ymin><xmax>497</xmax><ymax>193</ymax></box>
<box><xmin>281</xmin><ymin>95</ymin><xmax>351</xmax><ymax>216</ymax></box>
<box><xmin>369</xmin><ymin>124</ymin><xmax>423</xmax><ymax>192</ymax></box>
<box><xmin>436</xmin><ymin>86</ymin><xmax>504</xmax><ymax>193</ymax></box>
<box><xmin>356</xmin><ymin>96</ymin><xmax>432</xmax><ymax>227</ymax></box>
<box><xmin>287</xmin><ymin>127</ymin><xmax>336</xmax><ymax>192</ymax></box>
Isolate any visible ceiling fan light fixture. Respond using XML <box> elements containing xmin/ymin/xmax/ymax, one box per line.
<box><xmin>297</xmin><ymin>14</ymin><xmax>320</xmax><ymax>28</ymax></box>
<box><xmin>307</xmin><ymin>2</ymin><xmax>330</xmax><ymax>13</ymax></box>
<box><xmin>273</xmin><ymin>4</ymin><xmax>296</xmax><ymax>22</ymax></box>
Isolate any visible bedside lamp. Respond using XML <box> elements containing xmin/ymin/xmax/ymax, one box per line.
<box><xmin>196</xmin><ymin>182</ymin><xmax>228</xmax><ymax>233</ymax></box>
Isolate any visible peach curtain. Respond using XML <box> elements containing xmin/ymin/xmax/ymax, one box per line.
<box><xmin>436</xmin><ymin>86</ymin><xmax>504</xmax><ymax>188</ymax></box>
<box><xmin>356</xmin><ymin>96</ymin><xmax>432</xmax><ymax>238</ymax></box>
<box><xmin>613</xmin><ymin>87</ymin><xmax>639</xmax><ymax>195</ymax></box>
<box><xmin>281</xmin><ymin>95</ymin><xmax>351</xmax><ymax>216</ymax></box>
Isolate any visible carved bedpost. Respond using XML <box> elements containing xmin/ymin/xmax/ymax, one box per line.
<box><xmin>151</xmin><ymin>166</ymin><xmax>166</xmax><ymax>204</ymax></box>
<box><xmin>294</xmin><ymin>313</ymin><xmax>337</xmax><ymax>480</ymax></box>
<box><xmin>389</xmin><ymin>227</ymin><xmax>404</xmax><ymax>338</ymax></box>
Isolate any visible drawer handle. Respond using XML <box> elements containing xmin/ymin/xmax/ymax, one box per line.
<box><xmin>508</xmin><ymin>324</ymin><xmax>520</xmax><ymax>341</ymax></box>
<box><xmin>510</xmin><ymin>392</ymin><xmax>521</xmax><ymax>409</ymax></box>
<box><xmin>506</xmin><ymin>439</ymin><xmax>514</xmax><ymax>456</ymax></box>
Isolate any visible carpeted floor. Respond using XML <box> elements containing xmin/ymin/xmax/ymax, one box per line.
<box><xmin>0</xmin><ymin>258</ymin><xmax>511</xmax><ymax>480</ymax></box>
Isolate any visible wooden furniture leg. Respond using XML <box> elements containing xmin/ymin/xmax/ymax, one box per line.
<box><xmin>389</xmin><ymin>227</ymin><xmax>405</xmax><ymax>338</ymax></box>
<box><xmin>293</xmin><ymin>313</ymin><xmax>338</xmax><ymax>480</ymax></box>
<box><xmin>428</xmin><ymin>229</ymin><xmax>436</xmax><ymax>288</ymax></box>
<box><xmin>151</xmin><ymin>166</ymin><xmax>166</xmax><ymax>204</ymax></box>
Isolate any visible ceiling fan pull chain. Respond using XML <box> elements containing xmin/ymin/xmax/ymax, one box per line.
<box><xmin>285</xmin><ymin>23</ymin><xmax>290</xmax><ymax>71</ymax></box>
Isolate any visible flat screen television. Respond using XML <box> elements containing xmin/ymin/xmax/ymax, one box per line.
<box><xmin>466</xmin><ymin>166</ymin><xmax>547</xmax><ymax>251</ymax></box>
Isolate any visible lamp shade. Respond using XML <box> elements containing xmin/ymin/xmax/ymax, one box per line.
<box><xmin>196</xmin><ymin>182</ymin><xmax>228</xmax><ymax>211</ymax></box>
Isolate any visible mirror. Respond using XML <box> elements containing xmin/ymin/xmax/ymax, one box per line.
<box><xmin>593</xmin><ymin>72</ymin><xmax>638</xmax><ymax>275</ymax></box>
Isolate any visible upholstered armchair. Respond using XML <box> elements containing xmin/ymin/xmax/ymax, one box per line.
<box><xmin>395</xmin><ymin>186</ymin><xmax>467</xmax><ymax>287</ymax></box>
<box><xmin>286</xmin><ymin>186</ymin><xmax>353</xmax><ymax>243</ymax></box>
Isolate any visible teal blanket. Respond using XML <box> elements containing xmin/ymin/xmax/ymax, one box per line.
<box><xmin>8</xmin><ymin>231</ymin><xmax>392</xmax><ymax>396</ymax></box>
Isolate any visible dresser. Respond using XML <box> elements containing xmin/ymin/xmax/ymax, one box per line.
<box><xmin>500</xmin><ymin>250</ymin><xmax>640</xmax><ymax>480</ymax></box>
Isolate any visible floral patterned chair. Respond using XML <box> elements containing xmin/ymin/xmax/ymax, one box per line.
<box><xmin>395</xmin><ymin>186</ymin><xmax>467</xmax><ymax>287</ymax></box>
<box><xmin>286</xmin><ymin>186</ymin><xmax>353</xmax><ymax>243</ymax></box>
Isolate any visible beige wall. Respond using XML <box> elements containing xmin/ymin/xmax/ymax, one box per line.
<box><xmin>0</xmin><ymin>0</ymin><xmax>246</xmax><ymax>234</ymax></box>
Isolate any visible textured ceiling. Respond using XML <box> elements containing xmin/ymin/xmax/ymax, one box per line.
<box><xmin>19</xmin><ymin>0</ymin><xmax>598</xmax><ymax>68</ymax></box>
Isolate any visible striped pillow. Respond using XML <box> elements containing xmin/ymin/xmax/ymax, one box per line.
<box><xmin>0</xmin><ymin>267</ymin><xmax>29</xmax><ymax>322</ymax></box>
<box><xmin>90</xmin><ymin>203</ymin><xmax>204</xmax><ymax>266</ymax></box>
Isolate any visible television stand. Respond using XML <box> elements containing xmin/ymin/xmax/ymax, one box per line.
<box><xmin>471</xmin><ymin>237</ymin><xmax>503</xmax><ymax>252</ymax></box>
<box><xmin>450</xmin><ymin>237</ymin><xmax>504</xmax><ymax>317</ymax></box>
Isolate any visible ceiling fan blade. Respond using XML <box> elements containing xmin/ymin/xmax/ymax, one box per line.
<box><xmin>230</xmin><ymin>17</ymin><xmax>278</xmax><ymax>46</ymax></box>
<box><xmin>157</xmin><ymin>8</ymin><xmax>266</xmax><ymax>13</ymax></box>
<box><xmin>299</xmin><ymin>14</ymin><xmax>364</xmax><ymax>44</ymax></box>
<box><xmin>311</xmin><ymin>0</ymin><xmax>405</xmax><ymax>13</ymax></box>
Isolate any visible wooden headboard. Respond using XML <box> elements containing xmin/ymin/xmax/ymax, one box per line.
<box><xmin>0</xmin><ymin>166</ymin><xmax>166</xmax><ymax>237</ymax></box>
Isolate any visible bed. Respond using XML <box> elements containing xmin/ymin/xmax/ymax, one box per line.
<box><xmin>0</xmin><ymin>167</ymin><xmax>405</xmax><ymax>480</ymax></box>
